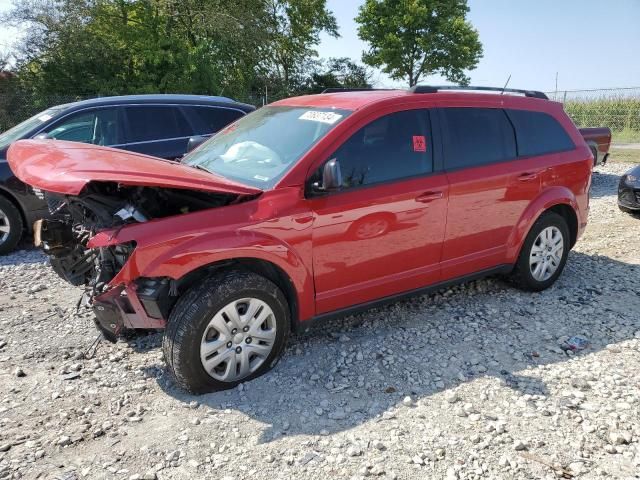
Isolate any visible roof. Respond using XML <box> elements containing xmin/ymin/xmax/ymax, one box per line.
<box><xmin>272</xmin><ymin>88</ymin><xmax>555</xmax><ymax>111</ymax></box>
<box><xmin>273</xmin><ymin>90</ymin><xmax>410</xmax><ymax>110</ymax></box>
<box><xmin>59</xmin><ymin>94</ymin><xmax>255</xmax><ymax>111</ymax></box>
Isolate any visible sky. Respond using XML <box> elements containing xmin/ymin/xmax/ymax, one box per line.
<box><xmin>319</xmin><ymin>0</ymin><xmax>640</xmax><ymax>92</ymax></box>
<box><xmin>1</xmin><ymin>0</ymin><xmax>639</xmax><ymax>93</ymax></box>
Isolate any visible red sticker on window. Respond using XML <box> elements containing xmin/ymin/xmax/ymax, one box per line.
<box><xmin>413</xmin><ymin>135</ymin><xmax>427</xmax><ymax>152</ymax></box>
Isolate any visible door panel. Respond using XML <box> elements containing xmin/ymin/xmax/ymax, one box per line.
<box><xmin>122</xmin><ymin>106</ymin><xmax>191</xmax><ymax>159</ymax></box>
<box><xmin>311</xmin><ymin>176</ymin><xmax>448</xmax><ymax>314</ymax></box>
<box><xmin>443</xmin><ymin>160</ymin><xmax>540</xmax><ymax>278</ymax></box>
<box><xmin>439</xmin><ymin>107</ymin><xmax>541</xmax><ymax>279</ymax></box>
<box><xmin>309</xmin><ymin>108</ymin><xmax>448</xmax><ymax>314</ymax></box>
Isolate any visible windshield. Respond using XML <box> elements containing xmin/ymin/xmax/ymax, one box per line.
<box><xmin>0</xmin><ymin>106</ymin><xmax>66</xmax><ymax>150</ymax></box>
<box><xmin>182</xmin><ymin>106</ymin><xmax>351</xmax><ymax>188</ymax></box>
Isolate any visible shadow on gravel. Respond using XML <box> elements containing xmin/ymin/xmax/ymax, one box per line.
<box><xmin>590</xmin><ymin>171</ymin><xmax>623</xmax><ymax>199</ymax></box>
<box><xmin>0</xmin><ymin>244</ymin><xmax>47</xmax><ymax>267</ymax></box>
<box><xmin>145</xmin><ymin>250</ymin><xmax>639</xmax><ymax>443</ymax></box>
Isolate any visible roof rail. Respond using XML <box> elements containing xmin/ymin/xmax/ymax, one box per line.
<box><xmin>321</xmin><ymin>88</ymin><xmax>393</xmax><ymax>94</ymax></box>
<box><xmin>410</xmin><ymin>85</ymin><xmax>549</xmax><ymax>100</ymax></box>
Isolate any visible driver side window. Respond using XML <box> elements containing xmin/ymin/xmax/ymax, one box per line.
<box><xmin>44</xmin><ymin>108</ymin><xmax>122</xmax><ymax>146</ymax></box>
<box><xmin>329</xmin><ymin>109</ymin><xmax>433</xmax><ymax>189</ymax></box>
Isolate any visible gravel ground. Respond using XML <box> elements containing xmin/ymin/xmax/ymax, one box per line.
<box><xmin>1</xmin><ymin>161</ymin><xmax>639</xmax><ymax>480</ymax></box>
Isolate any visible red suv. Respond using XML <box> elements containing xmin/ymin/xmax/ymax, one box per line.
<box><xmin>8</xmin><ymin>86</ymin><xmax>592</xmax><ymax>393</ymax></box>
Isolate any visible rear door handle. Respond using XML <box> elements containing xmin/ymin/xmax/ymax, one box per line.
<box><xmin>416</xmin><ymin>191</ymin><xmax>444</xmax><ymax>203</ymax></box>
<box><xmin>518</xmin><ymin>172</ymin><xmax>540</xmax><ymax>182</ymax></box>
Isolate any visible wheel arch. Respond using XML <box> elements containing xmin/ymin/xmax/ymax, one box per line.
<box><xmin>174</xmin><ymin>257</ymin><xmax>301</xmax><ymax>333</ymax></box>
<box><xmin>546</xmin><ymin>203</ymin><xmax>578</xmax><ymax>248</ymax></box>
<box><xmin>507</xmin><ymin>187</ymin><xmax>580</xmax><ymax>262</ymax></box>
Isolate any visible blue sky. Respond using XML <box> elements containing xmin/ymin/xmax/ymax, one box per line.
<box><xmin>1</xmin><ymin>0</ymin><xmax>638</xmax><ymax>93</ymax></box>
<box><xmin>320</xmin><ymin>0</ymin><xmax>640</xmax><ymax>92</ymax></box>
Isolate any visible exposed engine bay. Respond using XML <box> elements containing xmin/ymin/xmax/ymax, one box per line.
<box><xmin>37</xmin><ymin>181</ymin><xmax>240</xmax><ymax>294</ymax></box>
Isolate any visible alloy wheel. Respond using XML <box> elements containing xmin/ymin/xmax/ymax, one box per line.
<box><xmin>529</xmin><ymin>226</ymin><xmax>564</xmax><ymax>282</ymax></box>
<box><xmin>0</xmin><ymin>209</ymin><xmax>10</xmax><ymax>244</ymax></box>
<box><xmin>200</xmin><ymin>297</ymin><xmax>277</xmax><ymax>382</ymax></box>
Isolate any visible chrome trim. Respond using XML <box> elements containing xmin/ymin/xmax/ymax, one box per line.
<box><xmin>31</xmin><ymin>103</ymin><xmax>247</xmax><ymax>145</ymax></box>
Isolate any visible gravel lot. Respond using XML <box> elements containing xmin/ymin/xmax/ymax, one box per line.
<box><xmin>1</xmin><ymin>161</ymin><xmax>639</xmax><ymax>480</ymax></box>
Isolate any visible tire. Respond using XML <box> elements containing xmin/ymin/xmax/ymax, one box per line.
<box><xmin>162</xmin><ymin>269</ymin><xmax>290</xmax><ymax>394</ymax></box>
<box><xmin>0</xmin><ymin>195</ymin><xmax>23</xmax><ymax>255</ymax></box>
<box><xmin>509</xmin><ymin>212</ymin><xmax>570</xmax><ymax>291</ymax></box>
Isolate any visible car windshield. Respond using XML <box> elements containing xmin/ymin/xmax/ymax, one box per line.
<box><xmin>182</xmin><ymin>106</ymin><xmax>351</xmax><ymax>188</ymax></box>
<box><xmin>0</xmin><ymin>106</ymin><xmax>66</xmax><ymax>150</ymax></box>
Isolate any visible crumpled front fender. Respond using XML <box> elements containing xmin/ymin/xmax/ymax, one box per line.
<box><xmin>89</xmin><ymin>225</ymin><xmax>315</xmax><ymax>322</ymax></box>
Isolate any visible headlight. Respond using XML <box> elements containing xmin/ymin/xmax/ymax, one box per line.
<box><xmin>622</xmin><ymin>174</ymin><xmax>639</xmax><ymax>187</ymax></box>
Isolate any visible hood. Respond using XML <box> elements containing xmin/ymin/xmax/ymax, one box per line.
<box><xmin>7</xmin><ymin>140</ymin><xmax>262</xmax><ymax>196</ymax></box>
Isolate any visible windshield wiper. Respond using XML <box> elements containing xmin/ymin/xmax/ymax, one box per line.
<box><xmin>187</xmin><ymin>163</ymin><xmax>213</xmax><ymax>174</ymax></box>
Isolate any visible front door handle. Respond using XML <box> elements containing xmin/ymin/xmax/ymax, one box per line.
<box><xmin>416</xmin><ymin>191</ymin><xmax>444</xmax><ymax>203</ymax></box>
<box><xmin>518</xmin><ymin>172</ymin><xmax>540</xmax><ymax>182</ymax></box>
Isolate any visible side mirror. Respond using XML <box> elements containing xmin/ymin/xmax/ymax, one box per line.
<box><xmin>186</xmin><ymin>135</ymin><xmax>208</xmax><ymax>153</ymax></box>
<box><xmin>322</xmin><ymin>158</ymin><xmax>342</xmax><ymax>191</ymax></box>
<box><xmin>311</xmin><ymin>158</ymin><xmax>342</xmax><ymax>194</ymax></box>
<box><xmin>33</xmin><ymin>133</ymin><xmax>51</xmax><ymax>140</ymax></box>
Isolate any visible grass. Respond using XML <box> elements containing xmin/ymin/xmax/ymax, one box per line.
<box><xmin>563</xmin><ymin>95</ymin><xmax>640</xmax><ymax>145</ymax></box>
<box><xmin>608</xmin><ymin>148</ymin><xmax>640</xmax><ymax>164</ymax></box>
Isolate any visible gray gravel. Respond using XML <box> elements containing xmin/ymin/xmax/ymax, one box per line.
<box><xmin>1</xmin><ymin>161</ymin><xmax>639</xmax><ymax>480</ymax></box>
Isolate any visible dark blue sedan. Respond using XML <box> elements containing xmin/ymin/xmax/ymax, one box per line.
<box><xmin>0</xmin><ymin>94</ymin><xmax>255</xmax><ymax>254</ymax></box>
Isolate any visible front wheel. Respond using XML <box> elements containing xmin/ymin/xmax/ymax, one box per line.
<box><xmin>0</xmin><ymin>196</ymin><xmax>23</xmax><ymax>255</ymax></box>
<box><xmin>510</xmin><ymin>212</ymin><xmax>570</xmax><ymax>291</ymax></box>
<box><xmin>162</xmin><ymin>269</ymin><xmax>290</xmax><ymax>394</ymax></box>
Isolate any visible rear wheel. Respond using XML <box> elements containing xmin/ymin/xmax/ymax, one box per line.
<box><xmin>162</xmin><ymin>269</ymin><xmax>290</xmax><ymax>394</ymax></box>
<box><xmin>510</xmin><ymin>212</ymin><xmax>570</xmax><ymax>291</ymax></box>
<box><xmin>0</xmin><ymin>196</ymin><xmax>23</xmax><ymax>255</ymax></box>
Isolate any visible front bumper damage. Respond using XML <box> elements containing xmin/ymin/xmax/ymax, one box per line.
<box><xmin>92</xmin><ymin>278</ymin><xmax>173</xmax><ymax>342</ymax></box>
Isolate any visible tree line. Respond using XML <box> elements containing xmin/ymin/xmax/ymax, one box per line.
<box><xmin>0</xmin><ymin>0</ymin><xmax>482</xmax><ymax>128</ymax></box>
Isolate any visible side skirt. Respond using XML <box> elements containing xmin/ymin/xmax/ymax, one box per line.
<box><xmin>296</xmin><ymin>264</ymin><xmax>514</xmax><ymax>333</ymax></box>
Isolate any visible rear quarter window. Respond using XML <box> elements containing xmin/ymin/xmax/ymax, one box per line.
<box><xmin>506</xmin><ymin>109</ymin><xmax>575</xmax><ymax>156</ymax></box>
<box><xmin>184</xmin><ymin>106</ymin><xmax>245</xmax><ymax>135</ymax></box>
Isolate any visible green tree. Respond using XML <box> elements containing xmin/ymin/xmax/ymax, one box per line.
<box><xmin>263</xmin><ymin>0</ymin><xmax>339</xmax><ymax>93</ymax></box>
<box><xmin>303</xmin><ymin>57</ymin><xmax>373</xmax><ymax>93</ymax></box>
<box><xmin>355</xmin><ymin>0</ymin><xmax>482</xmax><ymax>87</ymax></box>
<box><xmin>2</xmin><ymin>0</ymin><xmax>340</xmax><ymax>104</ymax></box>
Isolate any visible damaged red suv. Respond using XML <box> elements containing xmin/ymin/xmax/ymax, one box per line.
<box><xmin>8</xmin><ymin>86</ymin><xmax>592</xmax><ymax>393</ymax></box>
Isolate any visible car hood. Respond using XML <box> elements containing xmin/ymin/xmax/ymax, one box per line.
<box><xmin>7</xmin><ymin>140</ymin><xmax>262</xmax><ymax>196</ymax></box>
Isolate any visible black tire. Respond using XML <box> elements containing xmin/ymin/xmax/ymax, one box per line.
<box><xmin>509</xmin><ymin>212</ymin><xmax>570</xmax><ymax>292</ymax></box>
<box><xmin>590</xmin><ymin>147</ymin><xmax>598</xmax><ymax>167</ymax></box>
<box><xmin>162</xmin><ymin>269</ymin><xmax>290</xmax><ymax>394</ymax></box>
<box><xmin>0</xmin><ymin>195</ymin><xmax>23</xmax><ymax>255</ymax></box>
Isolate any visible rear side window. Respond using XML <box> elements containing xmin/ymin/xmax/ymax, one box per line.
<box><xmin>330</xmin><ymin>109</ymin><xmax>432</xmax><ymax>188</ymax></box>
<box><xmin>124</xmin><ymin>106</ymin><xmax>189</xmax><ymax>143</ymax></box>
<box><xmin>184</xmin><ymin>106</ymin><xmax>245</xmax><ymax>135</ymax></box>
<box><xmin>440</xmin><ymin>108</ymin><xmax>516</xmax><ymax>170</ymax></box>
<box><xmin>506</xmin><ymin>109</ymin><xmax>575</xmax><ymax>156</ymax></box>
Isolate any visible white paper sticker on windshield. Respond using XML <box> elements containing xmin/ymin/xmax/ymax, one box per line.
<box><xmin>38</xmin><ymin>114</ymin><xmax>52</xmax><ymax>122</ymax></box>
<box><xmin>299</xmin><ymin>111</ymin><xmax>343</xmax><ymax>125</ymax></box>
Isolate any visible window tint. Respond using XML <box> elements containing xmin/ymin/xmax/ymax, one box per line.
<box><xmin>441</xmin><ymin>108</ymin><xmax>516</xmax><ymax>170</ymax></box>
<box><xmin>45</xmin><ymin>108</ymin><xmax>121</xmax><ymax>146</ymax></box>
<box><xmin>330</xmin><ymin>109</ymin><xmax>432</xmax><ymax>188</ymax></box>
<box><xmin>124</xmin><ymin>106</ymin><xmax>189</xmax><ymax>143</ymax></box>
<box><xmin>506</xmin><ymin>109</ymin><xmax>575</xmax><ymax>156</ymax></box>
<box><xmin>184</xmin><ymin>106</ymin><xmax>245</xmax><ymax>135</ymax></box>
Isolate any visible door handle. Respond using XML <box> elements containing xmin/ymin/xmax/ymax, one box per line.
<box><xmin>518</xmin><ymin>172</ymin><xmax>540</xmax><ymax>182</ymax></box>
<box><xmin>416</xmin><ymin>191</ymin><xmax>444</xmax><ymax>203</ymax></box>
